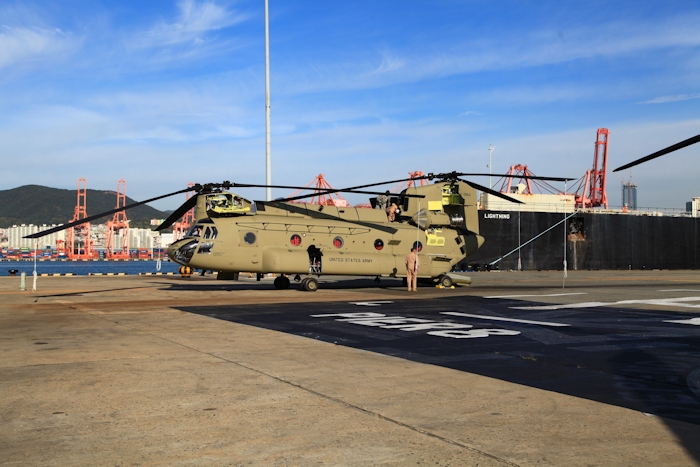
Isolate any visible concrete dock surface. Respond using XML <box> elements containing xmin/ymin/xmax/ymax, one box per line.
<box><xmin>1</xmin><ymin>270</ymin><xmax>699</xmax><ymax>466</ymax></box>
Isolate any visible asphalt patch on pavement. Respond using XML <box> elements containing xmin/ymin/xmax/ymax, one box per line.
<box><xmin>179</xmin><ymin>295</ymin><xmax>700</xmax><ymax>425</ymax></box>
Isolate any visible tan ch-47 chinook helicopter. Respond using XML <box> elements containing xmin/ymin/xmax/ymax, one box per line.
<box><xmin>26</xmin><ymin>171</ymin><xmax>571</xmax><ymax>291</ymax></box>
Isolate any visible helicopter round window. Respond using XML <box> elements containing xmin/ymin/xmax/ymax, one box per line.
<box><xmin>244</xmin><ymin>232</ymin><xmax>257</xmax><ymax>245</ymax></box>
<box><xmin>412</xmin><ymin>241</ymin><xmax>423</xmax><ymax>252</ymax></box>
<box><xmin>290</xmin><ymin>234</ymin><xmax>302</xmax><ymax>247</ymax></box>
<box><xmin>333</xmin><ymin>237</ymin><xmax>344</xmax><ymax>248</ymax></box>
<box><xmin>374</xmin><ymin>239</ymin><xmax>384</xmax><ymax>251</ymax></box>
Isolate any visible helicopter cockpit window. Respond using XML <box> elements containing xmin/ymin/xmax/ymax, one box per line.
<box><xmin>197</xmin><ymin>241</ymin><xmax>214</xmax><ymax>254</ymax></box>
<box><xmin>186</xmin><ymin>225</ymin><xmax>204</xmax><ymax>238</ymax></box>
<box><xmin>204</xmin><ymin>227</ymin><xmax>218</xmax><ymax>240</ymax></box>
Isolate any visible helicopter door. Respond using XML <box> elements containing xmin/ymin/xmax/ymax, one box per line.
<box><xmin>307</xmin><ymin>245</ymin><xmax>322</xmax><ymax>274</ymax></box>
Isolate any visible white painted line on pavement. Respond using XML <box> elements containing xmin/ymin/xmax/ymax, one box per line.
<box><xmin>441</xmin><ymin>312</ymin><xmax>570</xmax><ymax>327</ymax></box>
<box><xmin>484</xmin><ymin>293</ymin><xmax>587</xmax><ymax>299</ymax></box>
<box><xmin>658</xmin><ymin>289</ymin><xmax>700</xmax><ymax>292</ymax></box>
<box><xmin>664</xmin><ymin>317</ymin><xmax>700</xmax><ymax>325</ymax></box>
<box><xmin>511</xmin><ymin>296</ymin><xmax>700</xmax><ymax>310</ymax></box>
<box><xmin>349</xmin><ymin>301</ymin><xmax>395</xmax><ymax>307</ymax></box>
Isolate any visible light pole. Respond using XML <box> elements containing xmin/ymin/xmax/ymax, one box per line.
<box><xmin>264</xmin><ymin>0</ymin><xmax>272</xmax><ymax>201</ymax></box>
<box><xmin>487</xmin><ymin>144</ymin><xmax>495</xmax><ymax>189</ymax></box>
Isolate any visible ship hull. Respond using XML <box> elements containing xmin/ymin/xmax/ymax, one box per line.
<box><xmin>465</xmin><ymin>211</ymin><xmax>700</xmax><ymax>270</ymax></box>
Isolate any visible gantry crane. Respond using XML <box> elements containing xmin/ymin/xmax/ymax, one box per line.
<box><xmin>105</xmin><ymin>180</ymin><xmax>130</xmax><ymax>259</ymax></box>
<box><xmin>286</xmin><ymin>174</ymin><xmax>351</xmax><ymax>207</ymax></box>
<box><xmin>66</xmin><ymin>178</ymin><xmax>96</xmax><ymax>259</ymax></box>
<box><xmin>575</xmin><ymin>128</ymin><xmax>610</xmax><ymax>209</ymax></box>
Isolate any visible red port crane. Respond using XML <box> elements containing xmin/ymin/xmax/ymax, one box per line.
<box><xmin>389</xmin><ymin>171</ymin><xmax>429</xmax><ymax>192</ymax></box>
<box><xmin>286</xmin><ymin>174</ymin><xmax>351</xmax><ymax>207</ymax></box>
<box><xmin>105</xmin><ymin>180</ymin><xmax>130</xmax><ymax>259</ymax></box>
<box><xmin>66</xmin><ymin>178</ymin><xmax>96</xmax><ymax>259</ymax></box>
<box><xmin>575</xmin><ymin>128</ymin><xmax>610</xmax><ymax>209</ymax></box>
<box><xmin>492</xmin><ymin>128</ymin><xmax>611</xmax><ymax>209</ymax></box>
<box><xmin>497</xmin><ymin>165</ymin><xmax>561</xmax><ymax>195</ymax></box>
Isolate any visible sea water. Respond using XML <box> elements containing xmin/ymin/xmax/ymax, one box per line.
<box><xmin>0</xmin><ymin>260</ymin><xmax>182</xmax><ymax>276</ymax></box>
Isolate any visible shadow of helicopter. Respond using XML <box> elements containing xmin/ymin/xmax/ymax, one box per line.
<box><xmin>175</xmin><ymin>294</ymin><xmax>700</xmax><ymax>461</ymax></box>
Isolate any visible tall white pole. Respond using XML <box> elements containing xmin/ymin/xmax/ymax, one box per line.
<box><xmin>265</xmin><ymin>0</ymin><xmax>272</xmax><ymax>201</ymax></box>
<box><xmin>488</xmin><ymin>144</ymin><xmax>495</xmax><ymax>189</ymax></box>
<box><xmin>563</xmin><ymin>180</ymin><xmax>568</xmax><ymax>288</ymax></box>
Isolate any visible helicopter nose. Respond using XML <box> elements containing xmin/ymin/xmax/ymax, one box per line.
<box><xmin>169</xmin><ymin>239</ymin><xmax>198</xmax><ymax>265</ymax></box>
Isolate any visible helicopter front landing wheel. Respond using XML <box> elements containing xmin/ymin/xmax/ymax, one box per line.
<box><xmin>302</xmin><ymin>277</ymin><xmax>319</xmax><ymax>292</ymax></box>
<box><xmin>274</xmin><ymin>275</ymin><xmax>290</xmax><ymax>289</ymax></box>
<box><xmin>438</xmin><ymin>274</ymin><xmax>453</xmax><ymax>288</ymax></box>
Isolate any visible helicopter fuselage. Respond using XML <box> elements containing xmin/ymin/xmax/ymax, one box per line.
<box><xmin>168</xmin><ymin>181</ymin><xmax>485</xmax><ymax>281</ymax></box>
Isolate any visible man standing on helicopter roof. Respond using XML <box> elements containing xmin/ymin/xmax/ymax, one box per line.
<box><xmin>405</xmin><ymin>247</ymin><xmax>419</xmax><ymax>292</ymax></box>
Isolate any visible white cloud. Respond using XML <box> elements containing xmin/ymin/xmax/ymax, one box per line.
<box><xmin>139</xmin><ymin>0</ymin><xmax>248</xmax><ymax>48</ymax></box>
<box><xmin>276</xmin><ymin>12</ymin><xmax>700</xmax><ymax>96</ymax></box>
<box><xmin>640</xmin><ymin>93</ymin><xmax>700</xmax><ymax>104</ymax></box>
<box><xmin>363</xmin><ymin>50</ymin><xmax>406</xmax><ymax>76</ymax></box>
<box><xmin>0</xmin><ymin>25</ymin><xmax>76</xmax><ymax>69</ymax></box>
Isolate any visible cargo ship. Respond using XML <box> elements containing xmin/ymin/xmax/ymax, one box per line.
<box><xmin>464</xmin><ymin>198</ymin><xmax>700</xmax><ymax>271</ymax></box>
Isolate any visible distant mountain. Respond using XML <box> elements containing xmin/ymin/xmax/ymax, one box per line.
<box><xmin>0</xmin><ymin>185</ymin><xmax>170</xmax><ymax>229</ymax></box>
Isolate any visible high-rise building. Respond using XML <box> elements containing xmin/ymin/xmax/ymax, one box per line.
<box><xmin>622</xmin><ymin>182</ymin><xmax>637</xmax><ymax>210</ymax></box>
<box><xmin>7</xmin><ymin>225</ymin><xmax>66</xmax><ymax>249</ymax></box>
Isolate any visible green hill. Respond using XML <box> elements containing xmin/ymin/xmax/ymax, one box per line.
<box><xmin>0</xmin><ymin>185</ymin><xmax>170</xmax><ymax>229</ymax></box>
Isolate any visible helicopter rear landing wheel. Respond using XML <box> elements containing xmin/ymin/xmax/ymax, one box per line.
<box><xmin>438</xmin><ymin>274</ymin><xmax>453</xmax><ymax>288</ymax></box>
<box><xmin>274</xmin><ymin>276</ymin><xmax>290</xmax><ymax>289</ymax></box>
<box><xmin>302</xmin><ymin>277</ymin><xmax>319</xmax><ymax>292</ymax></box>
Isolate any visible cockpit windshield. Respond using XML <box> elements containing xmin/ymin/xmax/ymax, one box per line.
<box><xmin>185</xmin><ymin>225</ymin><xmax>204</xmax><ymax>238</ymax></box>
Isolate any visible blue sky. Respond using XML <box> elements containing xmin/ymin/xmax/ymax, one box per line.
<box><xmin>1</xmin><ymin>0</ymin><xmax>699</xmax><ymax>210</ymax></box>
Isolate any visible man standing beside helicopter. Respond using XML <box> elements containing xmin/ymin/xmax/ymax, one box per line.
<box><xmin>405</xmin><ymin>247</ymin><xmax>419</xmax><ymax>292</ymax></box>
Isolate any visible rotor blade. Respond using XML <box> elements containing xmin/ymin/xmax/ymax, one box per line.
<box><xmin>462</xmin><ymin>179</ymin><xmax>525</xmax><ymax>204</ymax></box>
<box><xmin>222</xmin><ymin>179</ymin><xmax>427</xmax><ymax>203</ymax></box>
<box><xmin>280</xmin><ymin>172</ymin><xmax>572</xmax><ymax>202</ymax></box>
<box><xmin>282</xmin><ymin>175</ymin><xmax>435</xmax><ymax>200</ymax></box>
<box><xmin>613</xmin><ymin>134</ymin><xmax>700</xmax><ymax>172</ymax></box>
<box><xmin>188</xmin><ymin>181</ymin><xmax>367</xmax><ymax>192</ymax></box>
<box><xmin>451</xmin><ymin>172</ymin><xmax>576</xmax><ymax>182</ymax></box>
<box><xmin>281</xmin><ymin>189</ymin><xmax>425</xmax><ymax>203</ymax></box>
<box><xmin>155</xmin><ymin>195</ymin><xmax>199</xmax><ymax>231</ymax></box>
<box><xmin>23</xmin><ymin>187</ymin><xmax>195</xmax><ymax>239</ymax></box>
<box><xmin>230</xmin><ymin>182</ymin><xmax>347</xmax><ymax>191</ymax></box>
<box><xmin>279</xmin><ymin>175</ymin><xmax>437</xmax><ymax>202</ymax></box>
